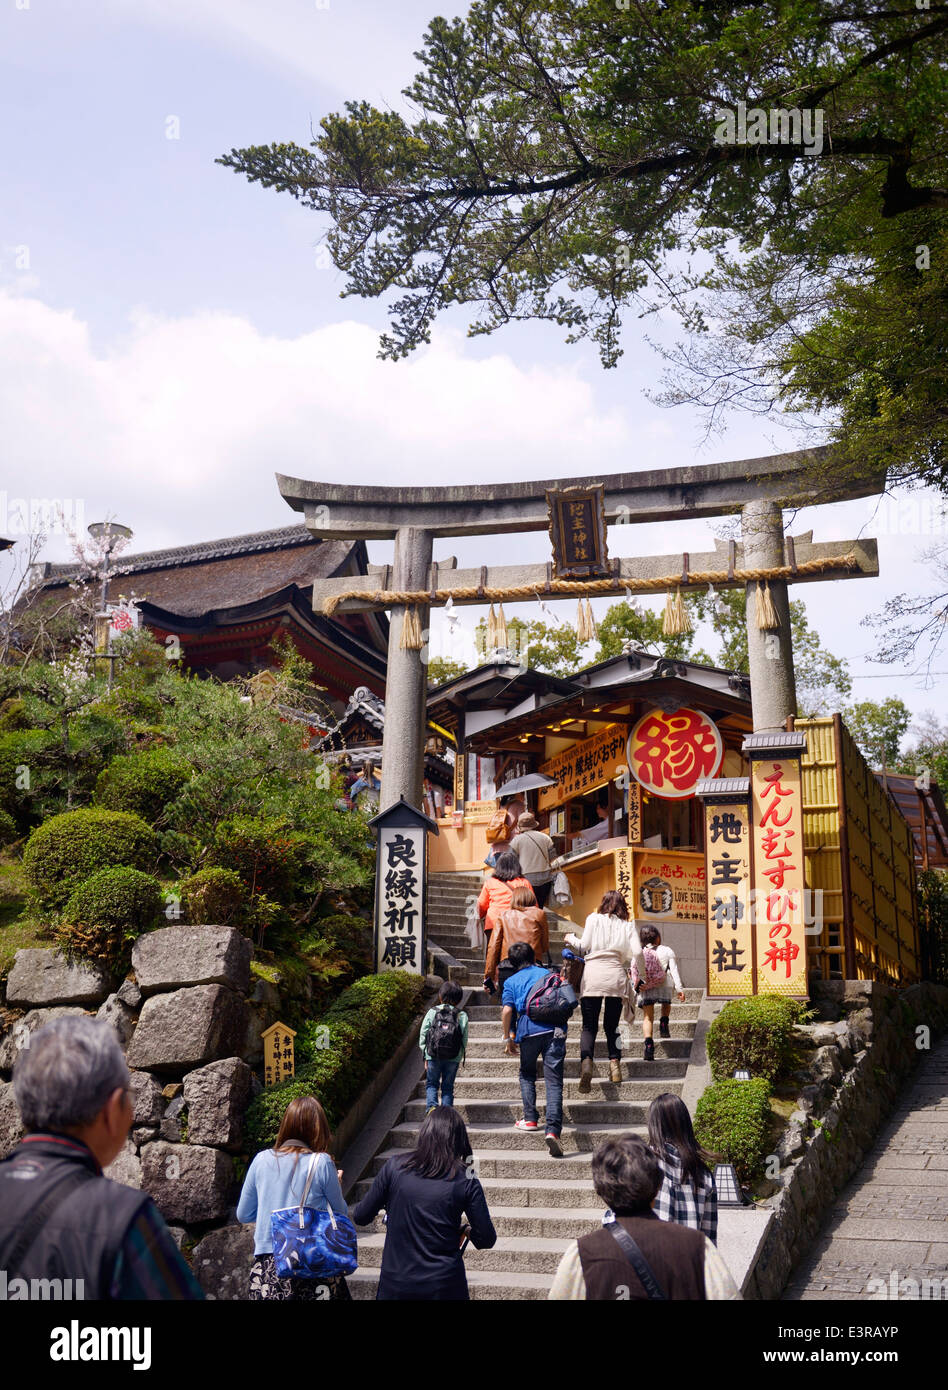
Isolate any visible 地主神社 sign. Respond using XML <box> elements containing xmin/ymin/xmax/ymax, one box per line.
<box><xmin>538</xmin><ymin>724</ymin><xmax>627</xmax><ymax>810</ymax></box>
<box><xmin>703</xmin><ymin>789</ymin><xmax>755</xmax><ymax>998</ymax></box>
<box><xmin>369</xmin><ymin>798</ymin><xmax>438</xmax><ymax>975</ymax></box>
<box><xmin>546</xmin><ymin>484</ymin><xmax>609</xmax><ymax>578</ymax></box>
<box><xmin>628</xmin><ymin>707</ymin><xmax>724</xmax><ymax>799</ymax></box>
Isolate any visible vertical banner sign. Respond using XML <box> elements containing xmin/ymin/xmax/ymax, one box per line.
<box><xmin>453</xmin><ymin>749</ymin><xmax>465</xmax><ymax>810</ymax></box>
<box><xmin>627</xmin><ymin>782</ymin><xmax>643</xmax><ymax>845</ymax></box>
<box><xmin>750</xmin><ymin>758</ymin><xmax>808</xmax><ymax>998</ymax></box>
<box><xmin>615</xmin><ymin>847</ymin><xmax>635</xmax><ymax>920</ymax></box>
<box><xmin>261</xmin><ymin>1023</ymin><xmax>296</xmax><ymax>1087</ymax></box>
<box><xmin>369</xmin><ymin>799</ymin><xmax>438</xmax><ymax>977</ymax></box>
<box><xmin>703</xmin><ymin>797</ymin><xmax>754</xmax><ymax>997</ymax></box>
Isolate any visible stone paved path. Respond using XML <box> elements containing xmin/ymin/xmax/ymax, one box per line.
<box><xmin>783</xmin><ymin>1033</ymin><xmax>948</xmax><ymax>1299</ymax></box>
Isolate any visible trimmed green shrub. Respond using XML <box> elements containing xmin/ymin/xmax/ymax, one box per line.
<box><xmin>0</xmin><ymin>729</ymin><xmax>58</xmax><ymax>827</ymax></box>
<box><xmin>0</xmin><ymin>698</ymin><xmax>30</xmax><ymax>733</ymax></box>
<box><xmin>706</xmin><ymin>994</ymin><xmax>809</xmax><ymax>1083</ymax></box>
<box><xmin>244</xmin><ymin>972</ymin><xmax>425</xmax><ymax>1150</ymax></box>
<box><xmin>207</xmin><ymin>816</ymin><xmax>308</xmax><ymax>901</ymax></box>
<box><xmin>179</xmin><ymin>867</ymin><xmax>247</xmax><ymax>928</ymax></box>
<box><xmin>694</xmin><ymin>1078</ymin><xmax>773</xmax><ymax>1182</ymax></box>
<box><xmin>94</xmin><ymin>747</ymin><xmax>191</xmax><ymax>823</ymax></box>
<box><xmin>55</xmin><ymin>866</ymin><xmax>164</xmax><ymax>973</ymax></box>
<box><xmin>22</xmin><ymin>808</ymin><xmax>159</xmax><ymax>913</ymax></box>
<box><xmin>0</xmin><ymin>809</ymin><xmax>17</xmax><ymax>846</ymax></box>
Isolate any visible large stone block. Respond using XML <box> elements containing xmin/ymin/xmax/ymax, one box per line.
<box><xmin>809</xmin><ymin>1045</ymin><xmax>843</xmax><ymax>1085</ymax></box>
<box><xmin>96</xmin><ymin>993</ymin><xmax>138</xmax><ymax>1047</ymax></box>
<box><xmin>6</xmin><ymin>950</ymin><xmax>111</xmax><ymax>1008</ymax></box>
<box><xmin>104</xmin><ymin>1140</ymin><xmax>142</xmax><ymax>1190</ymax></box>
<box><xmin>126</xmin><ymin>985</ymin><xmax>248</xmax><ymax>1074</ymax></box>
<box><xmin>0</xmin><ymin>1080</ymin><xmax>23</xmax><ymax>1158</ymax></box>
<box><xmin>129</xmin><ymin>1070</ymin><xmax>164</xmax><ymax>1127</ymax></box>
<box><xmin>0</xmin><ymin>1006</ymin><xmax>90</xmax><ymax>1072</ymax></box>
<box><xmin>140</xmin><ymin>1140</ymin><xmax>235</xmax><ymax>1224</ymax></box>
<box><xmin>131</xmin><ymin>926</ymin><xmax>251</xmax><ymax>997</ymax></box>
<box><xmin>183</xmin><ymin>1057</ymin><xmax>253</xmax><ymax>1151</ymax></box>
<box><xmin>192</xmin><ymin>1224</ymin><xmax>253</xmax><ymax>1300</ymax></box>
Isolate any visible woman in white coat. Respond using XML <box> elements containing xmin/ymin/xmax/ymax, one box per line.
<box><xmin>564</xmin><ymin>891</ymin><xmax>646</xmax><ymax>1090</ymax></box>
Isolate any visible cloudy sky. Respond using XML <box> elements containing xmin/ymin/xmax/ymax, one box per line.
<box><xmin>1</xmin><ymin>0</ymin><xmax>944</xmax><ymax>734</ymax></box>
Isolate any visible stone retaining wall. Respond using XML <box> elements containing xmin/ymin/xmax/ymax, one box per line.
<box><xmin>746</xmin><ymin>978</ymin><xmax>948</xmax><ymax>1299</ymax></box>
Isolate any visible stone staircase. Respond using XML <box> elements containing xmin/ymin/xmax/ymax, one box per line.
<box><xmin>348</xmin><ymin>871</ymin><xmax>704</xmax><ymax>1299</ymax></box>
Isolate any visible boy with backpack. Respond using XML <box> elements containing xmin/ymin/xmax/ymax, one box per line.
<box><xmin>632</xmin><ymin>925</ymin><xmax>686</xmax><ymax>1061</ymax></box>
<box><xmin>500</xmin><ymin>942</ymin><xmax>578</xmax><ymax>1158</ymax></box>
<box><xmin>420</xmin><ymin>980</ymin><xmax>469</xmax><ymax>1112</ymax></box>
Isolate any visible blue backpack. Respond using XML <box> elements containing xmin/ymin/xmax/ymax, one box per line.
<box><xmin>270</xmin><ymin>1154</ymin><xmax>358</xmax><ymax>1280</ymax></box>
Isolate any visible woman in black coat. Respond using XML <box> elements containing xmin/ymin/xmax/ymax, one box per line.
<box><xmin>352</xmin><ymin>1108</ymin><xmax>496</xmax><ymax>1300</ymax></box>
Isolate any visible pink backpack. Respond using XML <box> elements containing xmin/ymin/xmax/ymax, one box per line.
<box><xmin>633</xmin><ymin>947</ymin><xmax>667</xmax><ymax>991</ymax></box>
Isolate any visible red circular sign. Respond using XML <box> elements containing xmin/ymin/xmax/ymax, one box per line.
<box><xmin>627</xmin><ymin>707</ymin><xmax>723</xmax><ymax>799</ymax></box>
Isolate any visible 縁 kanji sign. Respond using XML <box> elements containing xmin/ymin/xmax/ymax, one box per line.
<box><xmin>749</xmin><ymin>753</ymin><xmax>808</xmax><ymax>999</ymax></box>
<box><xmin>628</xmin><ymin>708</ymin><xmax>723</xmax><ymax>799</ymax></box>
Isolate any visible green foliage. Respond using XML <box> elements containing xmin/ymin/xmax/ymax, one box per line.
<box><xmin>706</xmin><ymin>995</ymin><xmax>809</xmax><ymax>1084</ymax></box>
<box><xmin>694</xmin><ymin>1078</ymin><xmax>773</xmax><ymax>1182</ymax></box>
<box><xmin>843</xmin><ymin>698</ymin><xmax>912</xmax><ymax>771</ymax></box>
<box><xmin>94</xmin><ymin>747</ymin><xmax>191</xmax><ymax>824</ymax></box>
<box><xmin>22</xmin><ymin>808</ymin><xmax>159</xmax><ymax>913</ymax></box>
<box><xmin>208</xmin><ymin>816</ymin><xmax>307</xmax><ymax>907</ymax></box>
<box><xmin>219</xmin><ymin>1</ymin><xmax>947</xmax><ymax>492</ymax></box>
<box><xmin>918</xmin><ymin>869</ymin><xmax>948</xmax><ymax>987</ymax></box>
<box><xmin>0</xmin><ymin>730</ymin><xmax>59</xmax><ymax>831</ymax></box>
<box><xmin>55</xmin><ymin>866</ymin><xmax>164</xmax><ymax>973</ymax></box>
<box><xmin>595</xmin><ymin>600</ymin><xmax>710</xmax><ymax>665</ymax></box>
<box><xmin>426</xmin><ymin>656</ymin><xmax>468</xmax><ymax>686</ymax></box>
<box><xmin>0</xmin><ymin>699</ymin><xmax>30</xmax><ymax>733</ymax></box>
<box><xmin>244</xmin><ymin>972</ymin><xmax>425</xmax><ymax>1149</ymax></box>
<box><xmin>0</xmin><ymin>811</ymin><xmax>17</xmax><ymax>846</ymax></box>
<box><xmin>179</xmin><ymin>867</ymin><xmax>247</xmax><ymax>929</ymax></box>
<box><xmin>897</xmin><ymin>712</ymin><xmax>948</xmax><ymax>791</ymax></box>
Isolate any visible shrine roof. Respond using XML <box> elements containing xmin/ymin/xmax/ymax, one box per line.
<box><xmin>875</xmin><ymin>772</ymin><xmax>948</xmax><ymax>869</ymax></box>
<box><xmin>31</xmin><ymin>525</ymin><xmax>361</xmax><ymax>618</ymax></box>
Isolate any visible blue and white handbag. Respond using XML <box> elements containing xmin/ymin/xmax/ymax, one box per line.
<box><xmin>270</xmin><ymin>1153</ymin><xmax>359</xmax><ymax>1280</ymax></box>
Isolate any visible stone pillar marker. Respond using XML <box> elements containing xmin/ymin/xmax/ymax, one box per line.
<box><xmin>380</xmin><ymin>526</ymin><xmax>433</xmax><ymax>811</ymax></box>
<box><xmin>742</xmin><ymin>498</ymin><xmax>797</xmax><ymax>731</ymax></box>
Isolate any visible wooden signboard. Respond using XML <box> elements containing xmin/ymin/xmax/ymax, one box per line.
<box><xmin>750</xmin><ymin>757</ymin><xmax>808</xmax><ymax>998</ymax></box>
<box><xmin>614</xmin><ymin>847</ymin><xmax>705</xmax><ymax>924</ymax></box>
<box><xmin>538</xmin><ymin>725</ymin><xmax>627</xmax><ymax>810</ymax></box>
<box><xmin>262</xmin><ymin>1022</ymin><xmax>296</xmax><ymax>1087</ymax></box>
<box><xmin>546</xmin><ymin>484</ymin><xmax>610</xmax><ymax>578</ymax></box>
<box><xmin>704</xmin><ymin>797</ymin><xmax>755</xmax><ymax>997</ymax></box>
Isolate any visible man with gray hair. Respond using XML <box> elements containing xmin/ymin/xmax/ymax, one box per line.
<box><xmin>0</xmin><ymin>1016</ymin><xmax>203</xmax><ymax>1299</ymax></box>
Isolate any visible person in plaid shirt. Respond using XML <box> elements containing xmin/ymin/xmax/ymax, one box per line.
<box><xmin>603</xmin><ymin>1093</ymin><xmax>718</xmax><ymax>1244</ymax></box>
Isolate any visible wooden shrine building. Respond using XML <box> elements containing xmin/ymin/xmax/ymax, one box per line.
<box><xmin>27</xmin><ymin>525</ymin><xmax>388</xmax><ymax>710</ymax></box>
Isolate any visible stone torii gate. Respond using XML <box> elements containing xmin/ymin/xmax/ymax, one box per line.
<box><xmin>278</xmin><ymin>448</ymin><xmax>883</xmax><ymax>811</ymax></box>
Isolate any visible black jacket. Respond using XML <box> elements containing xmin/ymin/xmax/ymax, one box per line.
<box><xmin>353</xmin><ymin>1155</ymin><xmax>496</xmax><ymax>1299</ymax></box>
<box><xmin>0</xmin><ymin>1133</ymin><xmax>153</xmax><ymax>1298</ymax></box>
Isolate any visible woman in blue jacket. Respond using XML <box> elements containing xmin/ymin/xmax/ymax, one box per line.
<box><xmin>237</xmin><ymin>1095</ymin><xmax>351</xmax><ymax>1300</ymax></box>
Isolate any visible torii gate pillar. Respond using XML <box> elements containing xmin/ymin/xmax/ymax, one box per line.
<box><xmin>380</xmin><ymin>526</ymin><xmax>433</xmax><ymax>811</ymax></box>
<box><xmin>742</xmin><ymin>499</ymin><xmax>797</xmax><ymax>731</ymax></box>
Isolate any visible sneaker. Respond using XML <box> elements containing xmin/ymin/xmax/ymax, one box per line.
<box><xmin>545</xmin><ymin>1133</ymin><xmax>563</xmax><ymax>1157</ymax></box>
<box><xmin>579</xmin><ymin>1058</ymin><xmax>593</xmax><ymax>1093</ymax></box>
<box><xmin>425</xmin><ymin>1105</ymin><xmax>437</xmax><ymax>1116</ymax></box>
<box><xmin>514</xmin><ymin>1119</ymin><xmax>539</xmax><ymax>1130</ymax></box>
<box><xmin>643</xmin><ymin>1037</ymin><xmax>655</xmax><ymax>1062</ymax></box>
<box><xmin>659</xmin><ymin>1016</ymin><xmax>670</xmax><ymax>1039</ymax></box>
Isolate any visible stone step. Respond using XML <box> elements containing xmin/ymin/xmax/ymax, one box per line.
<box><xmin>369</xmin><ymin>1146</ymin><xmax>595</xmax><ymax>1180</ymax></box>
<box><xmin>462</xmin><ymin>1002</ymin><xmax>700</xmax><ymax>1023</ymax></box>
<box><xmin>444</xmin><ymin>1054</ymin><xmax>689</xmax><ymax>1078</ymax></box>
<box><xmin>347</xmin><ymin>1267</ymin><xmax>555</xmax><ymax>1301</ymax></box>
<box><xmin>412</xmin><ymin>1077</ymin><xmax>684</xmax><ymax>1101</ymax></box>
<box><xmin>384</xmin><ymin>1121</ymin><xmax>646</xmax><ymax>1152</ymax></box>
<box><xmin>354</xmin><ymin>1173</ymin><xmax>603</xmax><ymax>1209</ymax></box>
<box><xmin>355</xmin><ymin>1205</ymin><xmax>602</xmax><ymax>1241</ymax></box>
<box><xmin>354</xmin><ymin>1233</ymin><xmax>572</xmax><ymax>1275</ymax></box>
<box><xmin>402</xmin><ymin>1098</ymin><xmax>652</xmax><ymax>1124</ymax></box>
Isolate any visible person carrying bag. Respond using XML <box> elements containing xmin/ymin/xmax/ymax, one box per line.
<box><xmin>270</xmin><ymin>1152</ymin><xmax>358</xmax><ymax>1281</ymax></box>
